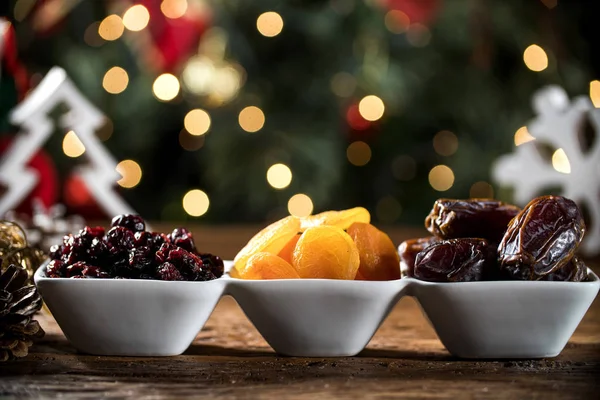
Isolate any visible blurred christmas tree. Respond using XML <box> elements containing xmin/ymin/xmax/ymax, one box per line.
<box><xmin>0</xmin><ymin>0</ymin><xmax>597</xmax><ymax>223</ymax></box>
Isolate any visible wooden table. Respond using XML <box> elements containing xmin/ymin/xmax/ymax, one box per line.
<box><xmin>1</xmin><ymin>226</ymin><xmax>599</xmax><ymax>399</ymax></box>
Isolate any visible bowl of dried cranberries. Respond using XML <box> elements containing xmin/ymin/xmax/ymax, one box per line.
<box><xmin>34</xmin><ymin>214</ymin><xmax>226</xmax><ymax>356</ymax></box>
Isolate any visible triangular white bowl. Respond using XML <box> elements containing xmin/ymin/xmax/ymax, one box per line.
<box><xmin>226</xmin><ymin>274</ymin><xmax>409</xmax><ymax>357</ymax></box>
<box><xmin>34</xmin><ymin>263</ymin><xmax>226</xmax><ymax>356</ymax></box>
<box><xmin>409</xmin><ymin>269</ymin><xmax>600</xmax><ymax>359</ymax></box>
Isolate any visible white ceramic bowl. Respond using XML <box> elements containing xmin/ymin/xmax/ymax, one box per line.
<box><xmin>226</xmin><ymin>274</ymin><xmax>409</xmax><ymax>357</ymax></box>
<box><xmin>409</xmin><ymin>269</ymin><xmax>600</xmax><ymax>359</ymax></box>
<box><xmin>34</xmin><ymin>263</ymin><xmax>226</xmax><ymax>356</ymax></box>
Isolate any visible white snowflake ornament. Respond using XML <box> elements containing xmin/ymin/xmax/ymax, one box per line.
<box><xmin>492</xmin><ymin>85</ymin><xmax>600</xmax><ymax>256</ymax></box>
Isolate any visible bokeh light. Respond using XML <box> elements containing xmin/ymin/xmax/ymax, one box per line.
<box><xmin>98</xmin><ymin>15</ymin><xmax>124</xmax><ymax>41</ymax></box>
<box><xmin>153</xmin><ymin>73</ymin><xmax>180</xmax><ymax>101</ymax></box>
<box><xmin>358</xmin><ymin>95</ymin><xmax>385</xmax><ymax>121</ymax></box>
<box><xmin>102</xmin><ymin>67</ymin><xmax>129</xmax><ymax>94</ymax></box>
<box><xmin>330</xmin><ymin>72</ymin><xmax>357</xmax><ymax>98</ymax></box>
<box><xmin>184</xmin><ymin>109</ymin><xmax>211</xmax><ymax>136</ymax></box>
<box><xmin>161</xmin><ymin>0</ymin><xmax>187</xmax><ymax>19</ymax></box>
<box><xmin>347</xmin><ymin>141</ymin><xmax>372</xmax><ymax>166</ymax></box>
<box><xmin>552</xmin><ymin>148</ymin><xmax>571</xmax><ymax>174</ymax></box>
<box><xmin>346</xmin><ymin>104</ymin><xmax>370</xmax><ymax>130</ymax></box>
<box><xmin>391</xmin><ymin>155</ymin><xmax>416</xmax><ymax>181</ymax></box>
<box><xmin>432</xmin><ymin>130</ymin><xmax>458</xmax><ymax>156</ymax></box>
<box><xmin>179</xmin><ymin>130</ymin><xmax>205</xmax><ymax>151</ymax></box>
<box><xmin>523</xmin><ymin>44</ymin><xmax>548</xmax><ymax>72</ymax></box>
<box><xmin>267</xmin><ymin>163</ymin><xmax>292</xmax><ymax>189</ymax></box>
<box><xmin>116</xmin><ymin>160</ymin><xmax>142</xmax><ymax>188</ymax></box>
<box><xmin>514</xmin><ymin>126</ymin><xmax>535</xmax><ymax>146</ymax></box>
<box><xmin>14</xmin><ymin>0</ymin><xmax>36</xmax><ymax>22</ymax></box>
<box><xmin>590</xmin><ymin>80</ymin><xmax>600</xmax><ymax>108</ymax></box>
<box><xmin>183</xmin><ymin>189</ymin><xmax>210</xmax><ymax>217</ymax></box>
<box><xmin>469</xmin><ymin>181</ymin><xmax>495</xmax><ymax>198</ymax></box>
<box><xmin>257</xmin><ymin>11</ymin><xmax>284</xmax><ymax>37</ymax></box>
<box><xmin>123</xmin><ymin>4</ymin><xmax>150</xmax><ymax>32</ymax></box>
<box><xmin>376</xmin><ymin>196</ymin><xmax>402</xmax><ymax>223</ymax></box>
<box><xmin>428</xmin><ymin>165</ymin><xmax>455</xmax><ymax>191</ymax></box>
<box><xmin>288</xmin><ymin>194</ymin><xmax>314</xmax><ymax>217</ymax></box>
<box><xmin>384</xmin><ymin>10</ymin><xmax>410</xmax><ymax>34</ymax></box>
<box><xmin>238</xmin><ymin>106</ymin><xmax>266</xmax><ymax>132</ymax></box>
<box><xmin>62</xmin><ymin>131</ymin><xmax>85</xmax><ymax>158</ymax></box>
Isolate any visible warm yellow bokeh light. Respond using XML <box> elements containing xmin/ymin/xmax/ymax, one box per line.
<box><xmin>102</xmin><ymin>67</ymin><xmax>129</xmax><ymax>94</ymax></box>
<box><xmin>469</xmin><ymin>181</ymin><xmax>495</xmax><ymax>199</ymax></box>
<box><xmin>358</xmin><ymin>95</ymin><xmax>385</xmax><ymax>121</ymax></box>
<box><xmin>161</xmin><ymin>0</ymin><xmax>187</xmax><ymax>19</ymax></box>
<box><xmin>590</xmin><ymin>80</ymin><xmax>600</xmax><ymax>108</ymax></box>
<box><xmin>62</xmin><ymin>131</ymin><xmax>85</xmax><ymax>158</ymax></box>
<box><xmin>153</xmin><ymin>73</ymin><xmax>180</xmax><ymax>101</ymax></box>
<box><xmin>347</xmin><ymin>141</ymin><xmax>372</xmax><ymax>166</ymax></box>
<box><xmin>266</xmin><ymin>163</ymin><xmax>292</xmax><ymax>189</ymax></box>
<box><xmin>428</xmin><ymin>165</ymin><xmax>455</xmax><ymax>191</ymax></box>
<box><xmin>433</xmin><ymin>130</ymin><xmax>458</xmax><ymax>156</ymax></box>
<box><xmin>98</xmin><ymin>14</ymin><xmax>124</xmax><ymax>41</ymax></box>
<box><xmin>123</xmin><ymin>4</ymin><xmax>150</xmax><ymax>32</ymax></box>
<box><xmin>182</xmin><ymin>189</ymin><xmax>210</xmax><ymax>217</ymax></box>
<box><xmin>84</xmin><ymin>22</ymin><xmax>103</xmax><ymax>47</ymax></box>
<box><xmin>384</xmin><ymin>10</ymin><xmax>410</xmax><ymax>34</ymax></box>
<box><xmin>238</xmin><ymin>106</ymin><xmax>266</xmax><ymax>132</ymax></box>
<box><xmin>523</xmin><ymin>44</ymin><xmax>548</xmax><ymax>72</ymax></box>
<box><xmin>288</xmin><ymin>193</ymin><xmax>314</xmax><ymax>217</ymax></box>
<box><xmin>514</xmin><ymin>126</ymin><xmax>536</xmax><ymax>146</ymax></box>
<box><xmin>552</xmin><ymin>148</ymin><xmax>571</xmax><ymax>174</ymax></box>
<box><xmin>184</xmin><ymin>109</ymin><xmax>211</xmax><ymax>136</ymax></box>
<box><xmin>116</xmin><ymin>160</ymin><xmax>142</xmax><ymax>188</ymax></box>
<box><xmin>257</xmin><ymin>11</ymin><xmax>284</xmax><ymax>37</ymax></box>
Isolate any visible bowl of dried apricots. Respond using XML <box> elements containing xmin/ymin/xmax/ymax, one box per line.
<box><xmin>225</xmin><ymin>208</ymin><xmax>409</xmax><ymax>357</ymax></box>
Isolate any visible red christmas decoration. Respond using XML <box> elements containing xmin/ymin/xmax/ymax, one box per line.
<box><xmin>0</xmin><ymin>138</ymin><xmax>59</xmax><ymax>214</ymax></box>
<box><xmin>385</xmin><ymin>0</ymin><xmax>441</xmax><ymax>25</ymax></box>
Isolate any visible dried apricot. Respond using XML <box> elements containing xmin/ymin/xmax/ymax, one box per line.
<box><xmin>237</xmin><ymin>252</ymin><xmax>300</xmax><ymax>280</ymax></box>
<box><xmin>278</xmin><ymin>233</ymin><xmax>301</xmax><ymax>264</ymax></box>
<box><xmin>292</xmin><ymin>226</ymin><xmax>360</xmax><ymax>279</ymax></box>
<box><xmin>347</xmin><ymin>222</ymin><xmax>400</xmax><ymax>281</ymax></box>
<box><xmin>300</xmin><ymin>207</ymin><xmax>370</xmax><ymax>231</ymax></box>
<box><xmin>233</xmin><ymin>216</ymin><xmax>301</xmax><ymax>272</ymax></box>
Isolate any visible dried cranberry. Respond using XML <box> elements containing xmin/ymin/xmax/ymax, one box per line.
<box><xmin>66</xmin><ymin>262</ymin><xmax>87</xmax><ymax>278</ymax></box>
<box><xmin>151</xmin><ymin>232</ymin><xmax>170</xmax><ymax>250</ymax></box>
<box><xmin>78</xmin><ymin>226</ymin><xmax>105</xmax><ymax>241</ymax></box>
<box><xmin>134</xmin><ymin>231</ymin><xmax>152</xmax><ymax>247</ymax></box>
<box><xmin>155</xmin><ymin>243</ymin><xmax>176</xmax><ymax>264</ymax></box>
<box><xmin>129</xmin><ymin>246</ymin><xmax>156</xmax><ymax>272</ymax></box>
<box><xmin>111</xmin><ymin>214</ymin><xmax>146</xmax><ymax>233</ymax></box>
<box><xmin>46</xmin><ymin>260</ymin><xmax>66</xmax><ymax>277</ymax></box>
<box><xmin>168</xmin><ymin>228</ymin><xmax>197</xmax><ymax>253</ymax></box>
<box><xmin>194</xmin><ymin>268</ymin><xmax>217</xmax><ymax>281</ymax></box>
<box><xmin>87</xmin><ymin>237</ymin><xmax>108</xmax><ymax>263</ymax></box>
<box><xmin>49</xmin><ymin>245</ymin><xmax>63</xmax><ymax>260</ymax></box>
<box><xmin>105</xmin><ymin>226</ymin><xmax>135</xmax><ymax>255</ymax></box>
<box><xmin>157</xmin><ymin>262</ymin><xmax>183</xmax><ymax>281</ymax></box>
<box><xmin>198</xmin><ymin>253</ymin><xmax>224</xmax><ymax>278</ymax></box>
<box><xmin>82</xmin><ymin>265</ymin><xmax>110</xmax><ymax>278</ymax></box>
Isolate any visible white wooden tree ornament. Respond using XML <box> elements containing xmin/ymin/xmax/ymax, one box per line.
<box><xmin>0</xmin><ymin>67</ymin><xmax>137</xmax><ymax>217</ymax></box>
<box><xmin>492</xmin><ymin>85</ymin><xmax>600</xmax><ymax>256</ymax></box>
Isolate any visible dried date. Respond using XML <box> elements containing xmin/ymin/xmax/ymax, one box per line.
<box><xmin>414</xmin><ymin>238</ymin><xmax>492</xmax><ymax>282</ymax></box>
<box><xmin>398</xmin><ymin>237</ymin><xmax>438</xmax><ymax>277</ymax></box>
<box><xmin>425</xmin><ymin>199</ymin><xmax>520</xmax><ymax>242</ymax></box>
<box><xmin>542</xmin><ymin>256</ymin><xmax>588</xmax><ymax>282</ymax></box>
<box><xmin>497</xmin><ymin>196</ymin><xmax>585</xmax><ymax>280</ymax></box>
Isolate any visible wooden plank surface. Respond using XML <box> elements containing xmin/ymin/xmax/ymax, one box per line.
<box><xmin>1</xmin><ymin>226</ymin><xmax>599</xmax><ymax>399</ymax></box>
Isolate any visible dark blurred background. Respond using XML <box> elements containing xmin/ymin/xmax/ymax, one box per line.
<box><xmin>0</xmin><ymin>0</ymin><xmax>598</xmax><ymax>224</ymax></box>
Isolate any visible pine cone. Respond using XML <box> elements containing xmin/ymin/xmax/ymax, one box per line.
<box><xmin>0</xmin><ymin>263</ymin><xmax>44</xmax><ymax>361</ymax></box>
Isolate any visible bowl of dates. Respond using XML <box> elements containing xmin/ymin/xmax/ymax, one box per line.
<box><xmin>399</xmin><ymin>196</ymin><xmax>600</xmax><ymax>358</ymax></box>
<box><xmin>34</xmin><ymin>215</ymin><xmax>226</xmax><ymax>356</ymax></box>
